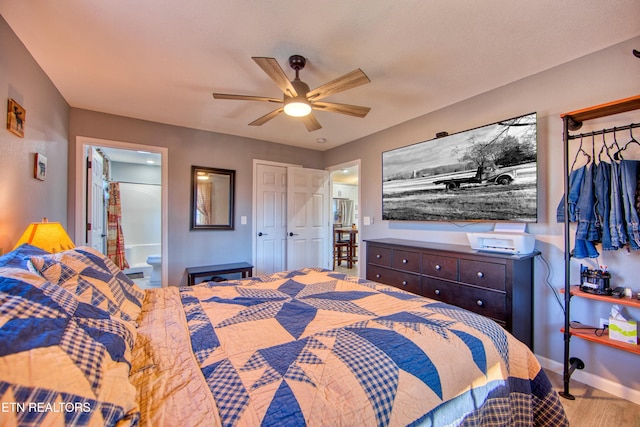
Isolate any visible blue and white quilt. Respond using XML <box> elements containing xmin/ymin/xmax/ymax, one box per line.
<box><xmin>134</xmin><ymin>268</ymin><xmax>566</xmax><ymax>426</ymax></box>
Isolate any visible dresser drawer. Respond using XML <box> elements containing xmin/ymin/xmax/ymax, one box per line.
<box><xmin>367</xmin><ymin>265</ymin><xmax>421</xmax><ymax>295</ymax></box>
<box><xmin>367</xmin><ymin>246</ymin><xmax>392</xmax><ymax>267</ymax></box>
<box><xmin>422</xmin><ymin>277</ymin><xmax>456</xmax><ymax>305</ymax></box>
<box><xmin>451</xmin><ymin>283</ymin><xmax>507</xmax><ymax>321</ymax></box>
<box><xmin>392</xmin><ymin>249</ymin><xmax>421</xmax><ymax>273</ymax></box>
<box><xmin>459</xmin><ymin>259</ymin><xmax>506</xmax><ymax>291</ymax></box>
<box><xmin>422</xmin><ymin>253</ymin><xmax>458</xmax><ymax>280</ymax></box>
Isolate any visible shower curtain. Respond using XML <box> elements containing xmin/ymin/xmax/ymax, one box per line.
<box><xmin>107</xmin><ymin>182</ymin><xmax>129</xmax><ymax>270</ymax></box>
<box><xmin>197</xmin><ymin>181</ymin><xmax>213</xmax><ymax>225</ymax></box>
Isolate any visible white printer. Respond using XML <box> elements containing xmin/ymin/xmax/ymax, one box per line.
<box><xmin>466</xmin><ymin>223</ymin><xmax>536</xmax><ymax>255</ymax></box>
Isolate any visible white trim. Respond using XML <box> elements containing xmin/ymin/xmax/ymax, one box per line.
<box><xmin>75</xmin><ymin>136</ymin><xmax>169</xmax><ymax>287</ymax></box>
<box><xmin>326</xmin><ymin>159</ymin><xmax>361</xmax><ymax>277</ymax></box>
<box><xmin>536</xmin><ymin>355</ymin><xmax>640</xmax><ymax>405</ymax></box>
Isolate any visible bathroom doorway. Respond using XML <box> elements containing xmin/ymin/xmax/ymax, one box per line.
<box><xmin>328</xmin><ymin>160</ymin><xmax>360</xmax><ymax>277</ymax></box>
<box><xmin>75</xmin><ymin>137</ymin><xmax>168</xmax><ymax>288</ymax></box>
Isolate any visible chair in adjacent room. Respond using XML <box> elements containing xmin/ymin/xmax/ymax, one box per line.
<box><xmin>333</xmin><ymin>226</ymin><xmax>350</xmax><ymax>269</ymax></box>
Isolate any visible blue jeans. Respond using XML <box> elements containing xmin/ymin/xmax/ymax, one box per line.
<box><xmin>594</xmin><ymin>161</ymin><xmax>613</xmax><ymax>250</ymax></box>
<box><xmin>574</xmin><ymin>164</ymin><xmax>599</xmax><ymax>259</ymax></box>
<box><xmin>620</xmin><ymin>160</ymin><xmax>640</xmax><ymax>250</ymax></box>
<box><xmin>609</xmin><ymin>160</ymin><xmax>627</xmax><ymax>248</ymax></box>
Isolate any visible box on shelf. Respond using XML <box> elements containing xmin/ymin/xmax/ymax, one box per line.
<box><xmin>609</xmin><ymin>317</ymin><xmax>638</xmax><ymax>344</ymax></box>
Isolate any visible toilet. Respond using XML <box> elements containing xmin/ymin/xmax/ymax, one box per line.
<box><xmin>146</xmin><ymin>255</ymin><xmax>162</xmax><ymax>287</ymax></box>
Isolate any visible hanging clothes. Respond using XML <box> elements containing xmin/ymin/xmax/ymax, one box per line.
<box><xmin>594</xmin><ymin>161</ymin><xmax>613</xmax><ymax>250</ymax></box>
<box><xmin>608</xmin><ymin>160</ymin><xmax>627</xmax><ymax>249</ymax></box>
<box><xmin>573</xmin><ymin>164</ymin><xmax>599</xmax><ymax>258</ymax></box>
<box><xmin>620</xmin><ymin>160</ymin><xmax>640</xmax><ymax>249</ymax></box>
<box><xmin>107</xmin><ymin>182</ymin><xmax>130</xmax><ymax>270</ymax></box>
<box><xmin>556</xmin><ymin>166</ymin><xmax>585</xmax><ymax>223</ymax></box>
<box><xmin>558</xmin><ymin>127</ymin><xmax>640</xmax><ymax>256</ymax></box>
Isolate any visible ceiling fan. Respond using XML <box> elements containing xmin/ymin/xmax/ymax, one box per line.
<box><xmin>212</xmin><ymin>55</ymin><xmax>371</xmax><ymax>132</ymax></box>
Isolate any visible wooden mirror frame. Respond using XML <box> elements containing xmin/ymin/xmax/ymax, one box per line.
<box><xmin>190</xmin><ymin>166</ymin><xmax>235</xmax><ymax>230</ymax></box>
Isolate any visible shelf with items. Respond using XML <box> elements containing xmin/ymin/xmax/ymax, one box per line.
<box><xmin>559</xmin><ymin>286</ymin><xmax>640</xmax><ymax>355</ymax></box>
<box><xmin>562</xmin><ymin>285</ymin><xmax>640</xmax><ymax>309</ymax></box>
<box><xmin>559</xmin><ymin>93</ymin><xmax>640</xmax><ymax>400</ymax></box>
<box><xmin>560</xmin><ymin>326</ymin><xmax>640</xmax><ymax>355</ymax></box>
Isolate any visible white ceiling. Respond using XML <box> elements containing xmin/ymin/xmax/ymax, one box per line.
<box><xmin>2</xmin><ymin>1</ymin><xmax>639</xmax><ymax>151</ymax></box>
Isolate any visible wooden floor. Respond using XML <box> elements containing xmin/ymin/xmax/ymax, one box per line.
<box><xmin>545</xmin><ymin>369</ymin><xmax>640</xmax><ymax>426</ymax></box>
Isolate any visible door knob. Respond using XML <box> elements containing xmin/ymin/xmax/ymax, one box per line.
<box><xmin>288</xmin><ymin>232</ymin><xmax>299</xmax><ymax>237</ymax></box>
<box><xmin>258</xmin><ymin>232</ymin><xmax>268</xmax><ymax>236</ymax></box>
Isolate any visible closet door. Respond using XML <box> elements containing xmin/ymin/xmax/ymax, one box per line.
<box><xmin>286</xmin><ymin>167</ymin><xmax>331</xmax><ymax>271</ymax></box>
<box><xmin>255</xmin><ymin>163</ymin><xmax>288</xmax><ymax>276</ymax></box>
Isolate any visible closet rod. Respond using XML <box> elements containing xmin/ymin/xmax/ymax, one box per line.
<box><xmin>567</xmin><ymin>122</ymin><xmax>640</xmax><ymax>140</ymax></box>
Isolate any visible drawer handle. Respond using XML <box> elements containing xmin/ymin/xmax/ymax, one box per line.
<box><xmin>376</xmin><ymin>254</ymin><xmax>382</xmax><ymax>259</ymax></box>
<box><xmin>434</xmin><ymin>264</ymin><xmax>441</xmax><ymax>270</ymax></box>
<box><xmin>435</xmin><ymin>289</ymin><xmax>440</xmax><ymax>295</ymax></box>
<box><xmin>375</xmin><ymin>274</ymin><xmax>381</xmax><ymax>279</ymax></box>
<box><xmin>477</xmin><ymin>271</ymin><xmax>484</xmax><ymax>278</ymax></box>
<box><xmin>402</xmin><ymin>281</ymin><xmax>408</xmax><ymax>286</ymax></box>
<box><xmin>476</xmin><ymin>300</ymin><xmax>484</xmax><ymax>307</ymax></box>
<box><xmin>402</xmin><ymin>259</ymin><xmax>408</xmax><ymax>264</ymax></box>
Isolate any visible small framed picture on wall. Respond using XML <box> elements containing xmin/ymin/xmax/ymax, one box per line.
<box><xmin>34</xmin><ymin>153</ymin><xmax>47</xmax><ymax>181</ymax></box>
<box><xmin>7</xmin><ymin>99</ymin><xmax>26</xmax><ymax>138</ymax></box>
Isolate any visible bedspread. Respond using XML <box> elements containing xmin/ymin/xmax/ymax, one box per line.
<box><xmin>133</xmin><ymin>268</ymin><xmax>568</xmax><ymax>426</ymax></box>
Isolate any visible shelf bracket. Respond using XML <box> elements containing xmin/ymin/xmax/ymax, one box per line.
<box><xmin>567</xmin><ymin>116</ymin><xmax>582</xmax><ymax>131</ymax></box>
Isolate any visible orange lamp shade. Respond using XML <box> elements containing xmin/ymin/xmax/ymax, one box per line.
<box><xmin>13</xmin><ymin>219</ymin><xmax>75</xmax><ymax>253</ymax></box>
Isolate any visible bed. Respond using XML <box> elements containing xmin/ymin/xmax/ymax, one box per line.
<box><xmin>0</xmin><ymin>244</ymin><xmax>568</xmax><ymax>426</ymax></box>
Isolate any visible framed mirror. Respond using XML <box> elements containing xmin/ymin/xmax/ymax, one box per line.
<box><xmin>191</xmin><ymin>166</ymin><xmax>235</xmax><ymax>230</ymax></box>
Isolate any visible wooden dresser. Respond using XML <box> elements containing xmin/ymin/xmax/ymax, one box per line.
<box><xmin>365</xmin><ymin>238</ymin><xmax>538</xmax><ymax>349</ymax></box>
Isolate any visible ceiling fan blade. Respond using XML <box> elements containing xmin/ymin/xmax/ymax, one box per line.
<box><xmin>249</xmin><ymin>107</ymin><xmax>284</xmax><ymax>126</ymax></box>
<box><xmin>306</xmin><ymin>69</ymin><xmax>370</xmax><ymax>101</ymax></box>
<box><xmin>212</xmin><ymin>93</ymin><xmax>282</xmax><ymax>103</ymax></box>
<box><xmin>312</xmin><ymin>101</ymin><xmax>371</xmax><ymax>118</ymax></box>
<box><xmin>252</xmin><ymin>57</ymin><xmax>298</xmax><ymax>97</ymax></box>
<box><xmin>301</xmin><ymin>113</ymin><xmax>322</xmax><ymax>132</ymax></box>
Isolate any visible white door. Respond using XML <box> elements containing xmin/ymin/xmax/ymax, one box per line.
<box><xmin>286</xmin><ymin>166</ymin><xmax>330</xmax><ymax>270</ymax></box>
<box><xmin>255</xmin><ymin>163</ymin><xmax>288</xmax><ymax>275</ymax></box>
<box><xmin>87</xmin><ymin>147</ymin><xmax>105</xmax><ymax>253</ymax></box>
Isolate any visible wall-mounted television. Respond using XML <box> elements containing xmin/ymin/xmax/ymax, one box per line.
<box><xmin>382</xmin><ymin>112</ymin><xmax>537</xmax><ymax>222</ymax></box>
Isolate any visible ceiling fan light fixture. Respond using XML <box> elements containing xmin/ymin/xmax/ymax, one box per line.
<box><xmin>283</xmin><ymin>97</ymin><xmax>312</xmax><ymax>117</ymax></box>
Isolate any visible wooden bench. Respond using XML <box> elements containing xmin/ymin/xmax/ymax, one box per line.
<box><xmin>186</xmin><ymin>262</ymin><xmax>253</xmax><ymax>286</ymax></box>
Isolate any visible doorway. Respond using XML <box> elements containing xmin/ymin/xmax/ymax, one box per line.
<box><xmin>75</xmin><ymin>137</ymin><xmax>168</xmax><ymax>288</ymax></box>
<box><xmin>328</xmin><ymin>160</ymin><xmax>360</xmax><ymax>277</ymax></box>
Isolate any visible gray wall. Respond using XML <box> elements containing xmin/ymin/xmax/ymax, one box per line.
<box><xmin>0</xmin><ymin>16</ymin><xmax>69</xmax><ymax>251</ymax></box>
<box><xmin>324</xmin><ymin>36</ymin><xmax>640</xmax><ymax>395</ymax></box>
<box><xmin>67</xmin><ymin>109</ymin><xmax>324</xmax><ymax>286</ymax></box>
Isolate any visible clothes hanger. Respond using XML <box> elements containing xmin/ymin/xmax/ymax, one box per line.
<box><xmin>611</xmin><ymin>127</ymin><xmax>624</xmax><ymax>161</ymax></box>
<box><xmin>613</xmin><ymin>126</ymin><xmax>640</xmax><ymax>161</ymax></box>
<box><xmin>598</xmin><ymin>131</ymin><xmax>614</xmax><ymax>163</ymax></box>
<box><xmin>570</xmin><ymin>135</ymin><xmax>591</xmax><ymax>171</ymax></box>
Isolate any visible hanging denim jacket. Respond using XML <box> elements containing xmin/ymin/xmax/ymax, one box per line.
<box><xmin>620</xmin><ymin>160</ymin><xmax>640</xmax><ymax>249</ymax></box>
<box><xmin>556</xmin><ymin>166</ymin><xmax>585</xmax><ymax>223</ymax></box>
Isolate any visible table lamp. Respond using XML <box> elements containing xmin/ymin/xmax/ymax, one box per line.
<box><xmin>13</xmin><ymin>218</ymin><xmax>75</xmax><ymax>253</ymax></box>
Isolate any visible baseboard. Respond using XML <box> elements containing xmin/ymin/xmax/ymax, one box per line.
<box><xmin>537</xmin><ymin>355</ymin><xmax>640</xmax><ymax>405</ymax></box>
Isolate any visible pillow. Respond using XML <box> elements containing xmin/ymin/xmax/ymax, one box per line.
<box><xmin>0</xmin><ymin>266</ymin><xmax>139</xmax><ymax>426</ymax></box>
<box><xmin>30</xmin><ymin>246</ymin><xmax>145</xmax><ymax>325</ymax></box>
<box><xmin>0</xmin><ymin>243</ymin><xmax>49</xmax><ymax>269</ymax></box>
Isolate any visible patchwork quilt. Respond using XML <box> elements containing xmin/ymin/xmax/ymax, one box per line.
<box><xmin>132</xmin><ymin>268</ymin><xmax>569</xmax><ymax>426</ymax></box>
